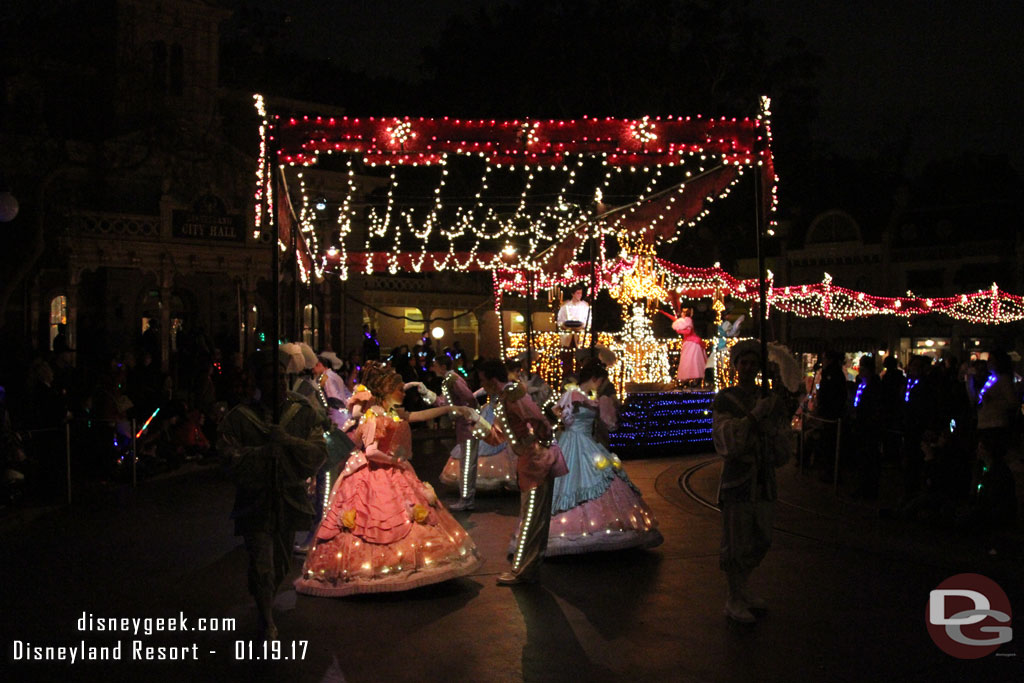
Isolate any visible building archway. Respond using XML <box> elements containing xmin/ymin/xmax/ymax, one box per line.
<box><xmin>48</xmin><ymin>295</ymin><xmax>68</xmax><ymax>350</ymax></box>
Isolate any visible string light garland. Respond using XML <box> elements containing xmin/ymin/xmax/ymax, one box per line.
<box><xmin>274</xmin><ymin>115</ymin><xmax>770</xmax><ymax>167</ymax></box>
<box><xmin>260</xmin><ymin>106</ymin><xmax>1024</xmax><ymax>327</ymax></box>
<box><xmin>769</xmin><ymin>277</ymin><xmax>1024</xmax><ymax>325</ymax></box>
<box><xmin>608</xmin><ymin>391</ymin><xmax>714</xmax><ymax>452</ymax></box>
<box><xmin>620</xmin><ymin>303</ymin><xmax>671</xmax><ymax>385</ymax></box>
<box><xmin>253</xmin><ymin>94</ymin><xmax>268</xmax><ymax>239</ymax></box>
<box><xmin>262</xmin><ymin>110</ymin><xmax>779</xmax><ymax>277</ymax></box>
<box><xmin>495</xmin><ymin>259</ymin><xmax>1024</xmax><ymax>326</ymax></box>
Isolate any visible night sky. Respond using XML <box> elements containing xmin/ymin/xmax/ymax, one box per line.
<box><xmin>2</xmin><ymin>0</ymin><xmax>1020</xmax><ymax>172</ymax></box>
<box><xmin>248</xmin><ymin>0</ymin><xmax>1024</xmax><ymax>172</ymax></box>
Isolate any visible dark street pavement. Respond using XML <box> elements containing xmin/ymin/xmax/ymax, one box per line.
<box><xmin>2</xmin><ymin>433</ymin><xmax>1023</xmax><ymax>682</ymax></box>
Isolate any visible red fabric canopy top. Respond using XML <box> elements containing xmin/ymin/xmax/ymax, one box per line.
<box><xmin>275</xmin><ymin>115</ymin><xmax>769</xmax><ymax>168</ymax></box>
<box><xmin>271</xmin><ymin>112</ymin><xmax>776</xmax><ymax>277</ymax></box>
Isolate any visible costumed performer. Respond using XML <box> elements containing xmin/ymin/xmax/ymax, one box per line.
<box><xmin>406</xmin><ymin>354</ymin><xmax>481</xmax><ymax>510</ymax></box>
<box><xmin>507</xmin><ymin>355</ymin><xmax>553</xmax><ymax>411</ymax></box>
<box><xmin>472</xmin><ymin>359</ymin><xmax>568</xmax><ymax>585</ymax></box>
<box><xmin>294</xmin><ymin>362</ymin><xmax>482</xmax><ymax>597</ymax></box>
<box><xmin>545</xmin><ymin>360</ymin><xmax>662</xmax><ymax>555</ymax></box>
<box><xmin>292</xmin><ymin>348</ymin><xmax>356</xmax><ymax>553</ymax></box>
<box><xmin>217</xmin><ymin>348</ymin><xmax>327</xmax><ymax>639</ymax></box>
<box><xmin>437</xmin><ymin>388</ymin><xmax>519</xmax><ymax>493</ymax></box>
<box><xmin>712</xmin><ymin>339</ymin><xmax>794</xmax><ymax>623</ymax></box>
<box><xmin>671</xmin><ymin>311</ymin><xmax>707</xmax><ymax>386</ymax></box>
<box><xmin>556</xmin><ymin>284</ymin><xmax>591</xmax><ymax>348</ymax></box>
<box><xmin>706</xmin><ymin>314</ymin><xmax>745</xmax><ymax>382</ymax></box>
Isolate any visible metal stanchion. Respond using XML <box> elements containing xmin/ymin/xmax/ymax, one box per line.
<box><xmin>798</xmin><ymin>418</ymin><xmax>806</xmax><ymax>474</ymax></box>
<box><xmin>131</xmin><ymin>419</ymin><xmax>137</xmax><ymax>488</ymax></box>
<box><xmin>833</xmin><ymin>418</ymin><xmax>842</xmax><ymax>494</ymax></box>
<box><xmin>65</xmin><ymin>422</ymin><xmax>72</xmax><ymax>504</ymax></box>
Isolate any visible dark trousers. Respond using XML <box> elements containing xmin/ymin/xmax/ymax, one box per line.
<box><xmin>313</xmin><ymin>466</ymin><xmax>328</xmax><ymax>523</ymax></box>
<box><xmin>243</xmin><ymin>529</ymin><xmax>294</xmax><ymax>607</ymax></box>
<box><xmin>902</xmin><ymin>432</ymin><xmax>924</xmax><ymax>500</ymax></box>
<box><xmin>855</xmin><ymin>433</ymin><xmax>882</xmax><ymax>499</ymax></box>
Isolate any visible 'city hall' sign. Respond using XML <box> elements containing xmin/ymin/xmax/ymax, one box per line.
<box><xmin>172</xmin><ymin>195</ymin><xmax>245</xmax><ymax>243</ymax></box>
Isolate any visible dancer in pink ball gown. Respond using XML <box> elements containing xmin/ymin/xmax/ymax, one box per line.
<box><xmin>295</xmin><ymin>362</ymin><xmax>481</xmax><ymax>597</ymax></box>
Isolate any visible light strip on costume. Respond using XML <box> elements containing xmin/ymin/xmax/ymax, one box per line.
<box><xmin>977</xmin><ymin>373</ymin><xmax>998</xmax><ymax>406</ymax></box>
<box><xmin>853</xmin><ymin>380</ymin><xmax>866</xmax><ymax>408</ymax></box>
<box><xmin>461</xmin><ymin>438</ymin><xmax>474</xmax><ymax>500</ymax></box>
<box><xmin>904</xmin><ymin>378</ymin><xmax>920</xmax><ymax>403</ymax></box>
<box><xmin>513</xmin><ymin>486</ymin><xmax>539</xmax><ymax>571</ymax></box>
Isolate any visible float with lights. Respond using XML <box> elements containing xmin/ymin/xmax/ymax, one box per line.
<box><xmin>255</xmin><ymin>95</ymin><xmax>1024</xmax><ymax>454</ymax></box>
<box><xmin>256</xmin><ymin>96</ymin><xmax>780</xmax><ymax>452</ymax></box>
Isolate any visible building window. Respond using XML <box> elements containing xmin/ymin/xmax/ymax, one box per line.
<box><xmin>912</xmin><ymin>337</ymin><xmax>950</xmax><ymax>361</ymax></box>
<box><xmin>955</xmin><ymin>263</ymin><xmax>1011</xmax><ymax>291</ymax></box>
<box><xmin>453</xmin><ymin>310</ymin><xmax>478</xmax><ymax>333</ymax></box>
<box><xmin>403</xmin><ymin>308</ymin><xmax>424</xmax><ymax>334</ymax></box>
<box><xmin>49</xmin><ymin>295</ymin><xmax>67</xmax><ymax>350</ymax></box>
<box><xmin>506</xmin><ymin>310</ymin><xmax>524</xmax><ymax>334</ymax></box>
<box><xmin>303</xmin><ymin>304</ymin><xmax>319</xmax><ymax>349</ymax></box>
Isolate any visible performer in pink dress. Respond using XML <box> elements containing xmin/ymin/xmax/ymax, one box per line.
<box><xmin>295</xmin><ymin>362</ymin><xmax>481</xmax><ymax>597</ymax></box>
<box><xmin>672</xmin><ymin>315</ymin><xmax>707</xmax><ymax>385</ymax></box>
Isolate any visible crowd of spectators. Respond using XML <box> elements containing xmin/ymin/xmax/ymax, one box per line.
<box><xmin>5</xmin><ymin>329</ymin><xmax>1020</xmax><ymax>556</ymax></box>
<box><xmin>799</xmin><ymin>349</ymin><xmax>1020</xmax><ymax>552</ymax></box>
<box><xmin>0</xmin><ymin>324</ymin><xmax>482</xmax><ymax>508</ymax></box>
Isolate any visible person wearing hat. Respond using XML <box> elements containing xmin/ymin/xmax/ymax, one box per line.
<box><xmin>292</xmin><ymin>350</ymin><xmax>355</xmax><ymax>554</ymax></box>
<box><xmin>217</xmin><ymin>349</ymin><xmax>327</xmax><ymax>640</ymax></box>
<box><xmin>671</xmin><ymin>313</ymin><xmax>707</xmax><ymax>387</ymax></box>
<box><xmin>712</xmin><ymin>339</ymin><xmax>793</xmax><ymax>623</ymax></box>
<box><xmin>556</xmin><ymin>284</ymin><xmax>591</xmax><ymax>348</ymax></box>
<box><xmin>318</xmin><ymin>350</ymin><xmax>343</xmax><ymax>372</ymax></box>
<box><xmin>313</xmin><ymin>352</ymin><xmax>352</xmax><ymax>432</ymax></box>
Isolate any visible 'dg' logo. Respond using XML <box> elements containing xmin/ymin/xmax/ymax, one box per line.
<box><xmin>927</xmin><ymin>573</ymin><xmax>1013</xmax><ymax>659</ymax></box>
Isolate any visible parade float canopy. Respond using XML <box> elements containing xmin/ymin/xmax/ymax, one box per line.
<box><xmin>261</xmin><ymin>106</ymin><xmax>778</xmax><ymax>279</ymax></box>
<box><xmin>260</xmin><ymin>100</ymin><xmax>1024</xmax><ymax>325</ymax></box>
<box><xmin>494</xmin><ymin>260</ymin><xmax>1024</xmax><ymax>325</ymax></box>
<box><xmin>493</xmin><ymin>257</ymin><xmax>761</xmax><ymax>310</ymax></box>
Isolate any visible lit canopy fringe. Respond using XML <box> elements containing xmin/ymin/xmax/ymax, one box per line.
<box><xmin>256</xmin><ymin>108</ymin><xmax>779</xmax><ymax>281</ymax></box>
<box><xmin>274</xmin><ymin>115</ymin><xmax>770</xmax><ymax>168</ymax></box>
<box><xmin>768</xmin><ymin>279</ymin><xmax>1022</xmax><ymax>325</ymax></box>
<box><xmin>493</xmin><ymin>263</ymin><xmax>1023</xmax><ymax>325</ymax></box>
